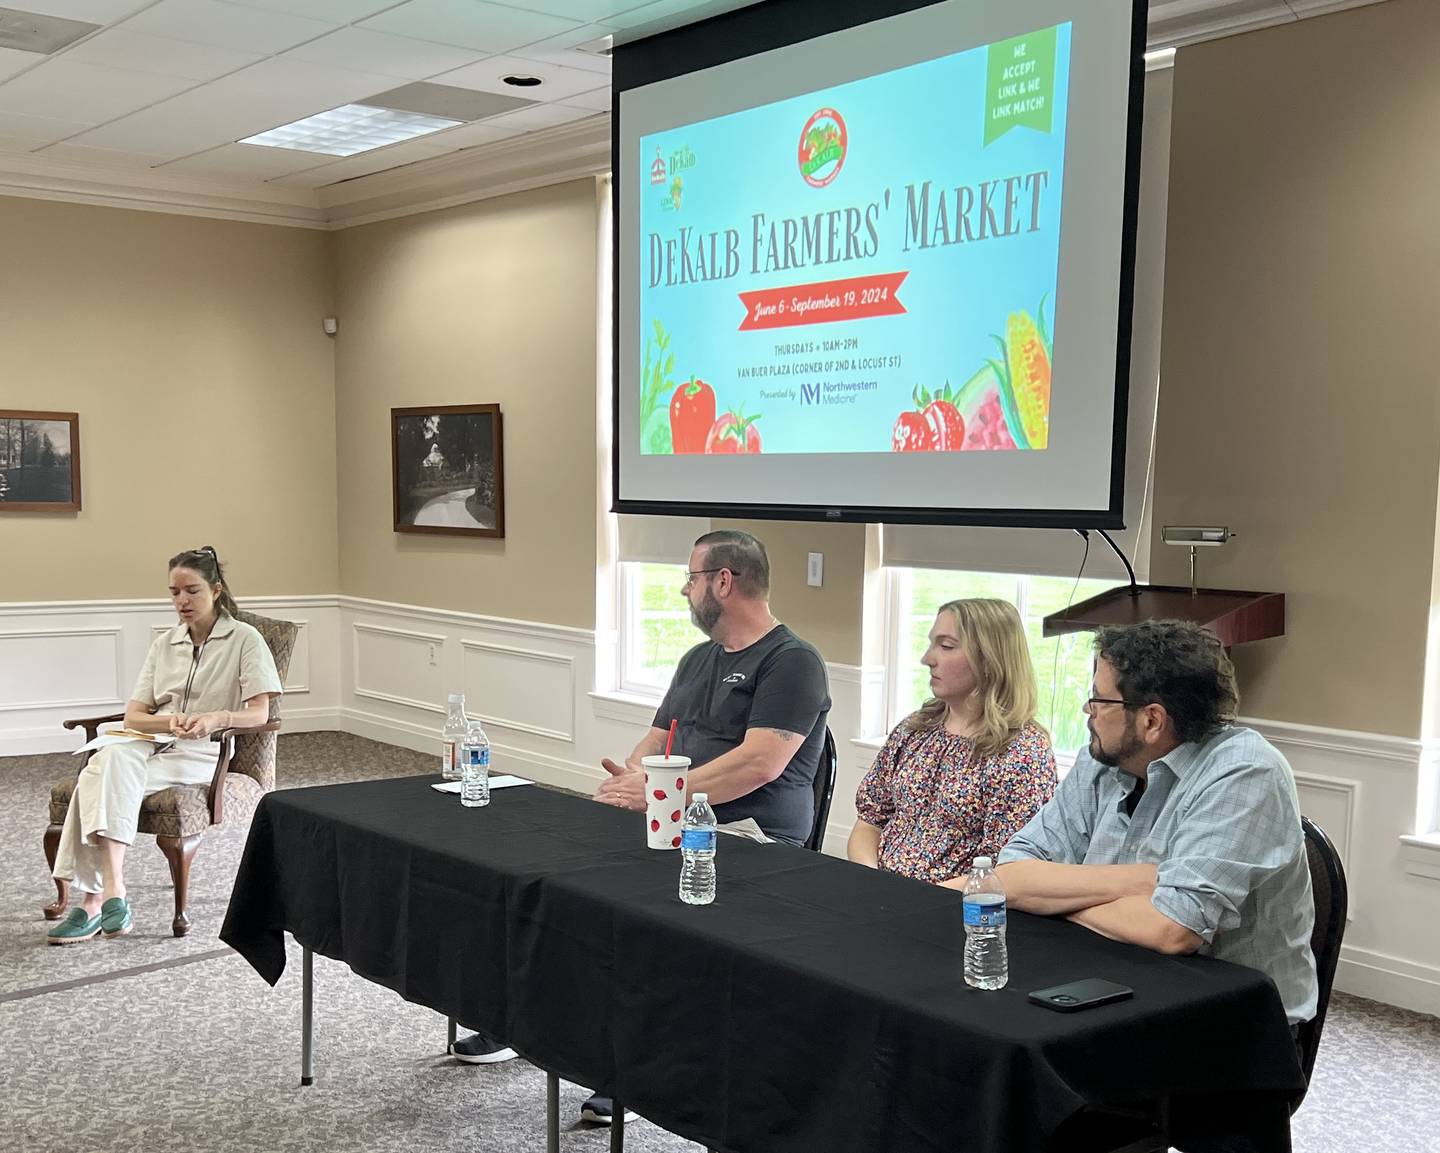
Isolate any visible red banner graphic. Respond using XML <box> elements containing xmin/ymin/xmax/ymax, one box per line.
<box><xmin>737</xmin><ymin>271</ymin><xmax>909</xmax><ymax>331</ymax></box>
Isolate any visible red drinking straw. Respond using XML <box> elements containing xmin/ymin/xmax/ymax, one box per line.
<box><xmin>665</xmin><ymin>718</ymin><xmax>678</xmax><ymax>758</ymax></box>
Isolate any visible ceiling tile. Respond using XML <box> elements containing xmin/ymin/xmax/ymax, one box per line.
<box><xmin>505</xmin><ymin>0</ymin><xmax>653</xmax><ymax>21</ymax></box>
<box><xmin>360</xmin><ymin>0</ymin><xmax>582</xmax><ymax>54</ymax></box>
<box><xmin>221</xmin><ymin>0</ymin><xmax>402</xmax><ymax>20</ymax></box>
<box><xmin>31</xmin><ymin>140</ymin><xmax>173</xmax><ymax>169</ymax></box>
<box><xmin>608</xmin><ymin>0</ymin><xmax>755</xmax><ymax>33</ymax></box>
<box><xmin>485</xmin><ymin>101</ymin><xmax>594</xmax><ymax>130</ymax></box>
<box><xmin>61</xmin><ymin>28</ymin><xmax>265</xmax><ymax>82</ymax></box>
<box><xmin>0</xmin><ymin>60</ymin><xmax>196</xmax><ymax>125</ymax></box>
<box><xmin>558</xmin><ymin>85</ymin><xmax>609</xmax><ymax>112</ymax></box>
<box><xmin>508</xmin><ymin>23</ymin><xmax>614</xmax><ymax>75</ymax></box>
<box><xmin>433</xmin><ymin>53</ymin><xmax>604</xmax><ymax>100</ymax></box>
<box><xmin>283</xmin><ymin>27</ymin><xmax>484</xmax><ymax>79</ymax></box>
<box><xmin>0</xmin><ymin>134</ymin><xmax>41</xmax><ymax>152</ymax></box>
<box><xmin>120</xmin><ymin>0</ymin><xmax>339</xmax><ymax>55</ymax></box>
<box><xmin>421</xmin><ymin>115</ymin><xmax>524</xmax><ymax>149</ymax></box>
<box><xmin>268</xmin><ymin>136</ymin><xmax>453</xmax><ymax>185</ymax></box>
<box><xmin>160</xmin><ymin>140</ymin><xmax>331</xmax><ymax>178</ymax></box>
<box><xmin>68</xmin><ymin>56</ymin><xmax>400</xmax><ymax>156</ymax></box>
<box><xmin>12</xmin><ymin>0</ymin><xmax>152</xmax><ymax>20</ymax></box>
<box><xmin>0</xmin><ymin>108</ymin><xmax>91</xmax><ymax>143</ymax></box>
<box><xmin>0</xmin><ymin>47</ymin><xmax>40</xmax><ymax>84</ymax></box>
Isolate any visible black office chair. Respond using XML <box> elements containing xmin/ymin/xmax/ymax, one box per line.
<box><xmin>804</xmin><ymin>727</ymin><xmax>839</xmax><ymax>853</ymax></box>
<box><xmin>1292</xmin><ymin>815</ymin><xmax>1347</xmax><ymax>1112</ymax></box>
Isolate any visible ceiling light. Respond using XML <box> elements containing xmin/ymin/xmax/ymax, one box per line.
<box><xmin>240</xmin><ymin>104</ymin><xmax>462</xmax><ymax>157</ymax></box>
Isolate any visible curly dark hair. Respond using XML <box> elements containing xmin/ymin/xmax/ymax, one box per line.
<box><xmin>1094</xmin><ymin>620</ymin><xmax>1238</xmax><ymax>745</ymax></box>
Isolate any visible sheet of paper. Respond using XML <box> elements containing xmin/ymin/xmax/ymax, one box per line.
<box><xmin>717</xmin><ymin>818</ymin><xmax>774</xmax><ymax>844</ymax></box>
<box><xmin>74</xmin><ymin>731</ymin><xmax>177</xmax><ymax>754</ymax></box>
<box><xmin>430</xmin><ymin>775</ymin><xmax>533</xmax><ymax>794</ymax></box>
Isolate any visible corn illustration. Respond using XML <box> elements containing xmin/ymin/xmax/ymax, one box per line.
<box><xmin>986</xmin><ymin>298</ymin><xmax>1053</xmax><ymax>450</ymax></box>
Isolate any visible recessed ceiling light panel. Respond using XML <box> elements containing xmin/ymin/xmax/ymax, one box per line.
<box><xmin>240</xmin><ymin>104</ymin><xmax>463</xmax><ymax>157</ymax></box>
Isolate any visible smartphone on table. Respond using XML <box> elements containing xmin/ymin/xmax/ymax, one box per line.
<box><xmin>1028</xmin><ymin>978</ymin><xmax>1134</xmax><ymax>1012</ymax></box>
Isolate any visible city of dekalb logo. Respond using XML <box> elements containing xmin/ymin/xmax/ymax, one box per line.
<box><xmin>798</xmin><ymin>108</ymin><xmax>847</xmax><ymax>188</ymax></box>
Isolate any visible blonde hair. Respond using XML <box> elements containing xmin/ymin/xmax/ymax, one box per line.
<box><xmin>905</xmin><ymin>598</ymin><xmax>1041</xmax><ymax>757</ymax></box>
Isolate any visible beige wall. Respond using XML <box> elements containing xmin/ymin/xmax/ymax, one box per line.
<box><xmin>715</xmin><ymin>519</ymin><xmax>866</xmax><ymax>666</ymax></box>
<box><xmin>0</xmin><ymin>197</ymin><xmax>337</xmax><ymax>602</ymax></box>
<box><xmin>1150</xmin><ymin>0</ymin><xmax>1440</xmax><ymax>737</ymax></box>
<box><xmin>332</xmin><ymin>179</ymin><xmax>599</xmax><ymax>629</ymax></box>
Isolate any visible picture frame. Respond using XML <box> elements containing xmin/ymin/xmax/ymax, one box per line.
<box><xmin>391</xmin><ymin>404</ymin><xmax>505</xmax><ymax>538</ymax></box>
<box><xmin>0</xmin><ymin>410</ymin><xmax>81</xmax><ymax>513</ymax></box>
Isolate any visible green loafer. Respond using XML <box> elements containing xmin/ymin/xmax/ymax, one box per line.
<box><xmin>47</xmin><ymin>907</ymin><xmax>101</xmax><ymax>945</ymax></box>
<box><xmin>100</xmin><ymin>897</ymin><xmax>133</xmax><ymax>939</ymax></box>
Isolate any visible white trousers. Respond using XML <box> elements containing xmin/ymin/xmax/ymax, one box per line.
<box><xmin>52</xmin><ymin>739</ymin><xmax>217</xmax><ymax>894</ymax></box>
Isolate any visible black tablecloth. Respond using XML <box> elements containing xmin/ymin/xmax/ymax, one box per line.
<box><xmin>221</xmin><ymin>777</ymin><xmax>1305</xmax><ymax>1153</ymax></box>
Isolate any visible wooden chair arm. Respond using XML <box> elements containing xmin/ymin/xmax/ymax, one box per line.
<box><xmin>205</xmin><ymin>721</ymin><xmax>280</xmax><ymax>825</ymax></box>
<box><xmin>62</xmin><ymin>713</ymin><xmax>126</xmax><ymax>744</ymax></box>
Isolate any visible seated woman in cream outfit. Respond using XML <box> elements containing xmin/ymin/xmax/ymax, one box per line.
<box><xmin>849</xmin><ymin>598</ymin><xmax>1056</xmax><ymax>886</ymax></box>
<box><xmin>48</xmin><ymin>547</ymin><xmax>282</xmax><ymax>944</ymax></box>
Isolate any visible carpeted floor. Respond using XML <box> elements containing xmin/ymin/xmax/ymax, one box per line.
<box><xmin>2</xmin><ymin>731</ymin><xmax>1436</xmax><ymax>1152</ymax></box>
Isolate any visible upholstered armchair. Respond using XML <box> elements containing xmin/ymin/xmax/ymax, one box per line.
<box><xmin>42</xmin><ymin>610</ymin><xmax>297</xmax><ymax>937</ymax></box>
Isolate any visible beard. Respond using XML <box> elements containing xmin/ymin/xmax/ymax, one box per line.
<box><xmin>690</xmin><ymin>586</ymin><xmax>722</xmax><ymax>635</ymax></box>
<box><xmin>1090</xmin><ymin>717</ymin><xmax>1144</xmax><ymax>768</ymax></box>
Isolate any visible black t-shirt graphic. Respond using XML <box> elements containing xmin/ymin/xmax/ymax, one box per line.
<box><xmin>653</xmin><ymin>625</ymin><xmax>831</xmax><ymax>846</ymax></box>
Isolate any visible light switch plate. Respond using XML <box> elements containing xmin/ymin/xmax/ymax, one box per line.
<box><xmin>807</xmin><ymin>552</ymin><xmax>824</xmax><ymax>587</ymax></box>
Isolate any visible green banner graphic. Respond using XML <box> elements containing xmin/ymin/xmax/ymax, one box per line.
<box><xmin>984</xmin><ymin>26</ymin><xmax>1057</xmax><ymax>146</ymax></box>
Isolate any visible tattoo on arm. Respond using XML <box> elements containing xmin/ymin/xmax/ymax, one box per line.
<box><xmin>766</xmin><ymin>729</ymin><xmax>798</xmax><ymax>743</ymax></box>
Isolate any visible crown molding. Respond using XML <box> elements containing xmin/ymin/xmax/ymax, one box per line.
<box><xmin>0</xmin><ymin>0</ymin><xmax>1394</xmax><ymax>230</ymax></box>
<box><xmin>319</xmin><ymin>117</ymin><xmax>611</xmax><ymax>230</ymax></box>
<box><xmin>0</xmin><ymin>151</ymin><xmax>327</xmax><ymax>229</ymax></box>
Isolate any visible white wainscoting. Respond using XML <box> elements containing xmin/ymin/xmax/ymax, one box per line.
<box><xmin>0</xmin><ymin>596</ymin><xmax>336</xmax><ymax>754</ymax></box>
<box><xmin>5</xmin><ymin>595</ymin><xmax>1440</xmax><ymax>1016</ymax></box>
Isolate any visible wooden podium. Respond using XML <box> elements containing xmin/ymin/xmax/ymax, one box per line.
<box><xmin>1041</xmin><ymin>586</ymin><xmax>1285</xmax><ymax>648</ymax></box>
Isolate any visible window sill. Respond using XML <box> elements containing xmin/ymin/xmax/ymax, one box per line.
<box><xmin>588</xmin><ymin>690</ymin><xmax>660</xmax><ymax>727</ymax></box>
<box><xmin>1400</xmin><ymin>833</ymin><xmax>1440</xmax><ymax>881</ymax></box>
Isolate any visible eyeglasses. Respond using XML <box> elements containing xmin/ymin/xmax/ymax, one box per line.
<box><xmin>1083</xmin><ymin>696</ymin><xmax>1145</xmax><ymax>713</ymax></box>
<box><xmin>682</xmin><ymin>568</ymin><xmax>724</xmax><ymax>588</ymax></box>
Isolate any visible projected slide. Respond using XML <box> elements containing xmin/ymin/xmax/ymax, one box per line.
<box><xmin>638</xmin><ymin>23</ymin><xmax>1071</xmax><ymax>458</ymax></box>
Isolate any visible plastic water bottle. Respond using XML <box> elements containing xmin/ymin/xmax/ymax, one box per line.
<box><xmin>963</xmin><ymin>856</ymin><xmax>1008</xmax><ymax>990</ymax></box>
<box><xmin>679</xmin><ymin>793</ymin><xmax>717</xmax><ymax>905</ymax></box>
<box><xmin>460</xmin><ymin>719</ymin><xmax>490</xmax><ymax>808</ymax></box>
<box><xmin>440</xmin><ymin>693</ymin><xmax>468</xmax><ymax>780</ymax></box>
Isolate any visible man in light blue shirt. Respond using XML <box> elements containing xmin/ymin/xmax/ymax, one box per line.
<box><xmin>997</xmin><ymin>620</ymin><xmax>1317</xmax><ymax>1025</ymax></box>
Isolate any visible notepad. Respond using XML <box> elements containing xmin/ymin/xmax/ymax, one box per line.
<box><xmin>75</xmin><ymin>731</ymin><xmax>177</xmax><ymax>754</ymax></box>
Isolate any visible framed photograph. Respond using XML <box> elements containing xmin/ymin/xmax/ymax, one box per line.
<box><xmin>0</xmin><ymin>410</ymin><xmax>81</xmax><ymax>512</ymax></box>
<box><xmin>391</xmin><ymin>404</ymin><xmax>505</xmax><ymax>538</ymax></box>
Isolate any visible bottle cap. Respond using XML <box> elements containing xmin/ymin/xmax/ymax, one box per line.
<box><xmin>693</xmin><ymin>792</ymin><xmax>708</xmax><ymax>803</ymax></box>
<box><xmin>973</xmin><ymin>855</ymin><xmax>993</xmax><ymax>869</ymax></box>
<box><xmin>448</xmin><ymin>693</ymin><xmax>464</xmax><ymax>704</ymax></box>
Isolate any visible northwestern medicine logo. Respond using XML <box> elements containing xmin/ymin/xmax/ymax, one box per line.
<box><xmin>798</xmin><ymin>108</ymin><xmax>846</xmax><ymax>188</ymax></box>
<box><xmin>652</xmin><ymin>143</ymin><xmax>697</xmax><ymax>212</ymax></box>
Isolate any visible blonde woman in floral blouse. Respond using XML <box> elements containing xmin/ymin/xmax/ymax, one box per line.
<box><xmin>849</xmin><ymin>598</ymin><xmax>1056</xmax><ymax>887</ymax></box>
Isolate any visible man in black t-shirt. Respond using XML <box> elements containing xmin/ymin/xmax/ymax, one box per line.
<box><xmin>595</xmin><ymin>529</ymin><xmax>832</xmax><ymax>847</ymax></box>
<box><xmin>453</xmin><ymin>531</ymin><xmax>831</xmax><ymax>1115</ymax></box>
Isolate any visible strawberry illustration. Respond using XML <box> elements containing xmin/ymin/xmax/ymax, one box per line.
<box><xmin>891</xmin><ymin>384</ymin><xmax>965</xmax><ymax>452</ymax></box>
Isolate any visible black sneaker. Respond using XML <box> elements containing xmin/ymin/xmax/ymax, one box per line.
<box><xmin>579</xmin><ymin>1095</ymin><xmax>639</xmax><ymax>1124</ymax></box>
<box><xmin>449</xmin><ymin>1032</ymin><xmax>517</xmax><ymax>1064</ymax></box>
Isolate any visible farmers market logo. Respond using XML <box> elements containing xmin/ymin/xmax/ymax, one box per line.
<box><xmin>798</xmin><ymin>108</ymin><xmax>846</xmax><ymax>188</ymax></box>
<box><xmin>655</xmin><ymin>144</ymin><xmax>697</xmax><ymax>212</ymax></box>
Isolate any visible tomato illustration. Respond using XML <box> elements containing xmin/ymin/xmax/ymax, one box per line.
<box><xmin>669</xmin><ymin>378</ymin><xmax>716</xmax><ymax>454</ymax></box>
<box><xmin>891</xmin><ymin>410</ymin><xmax>930</xmax><ymax>451</ymax></box>
<box><xmin>704</xmin><ymin>408</ymin><xmax>762</xmax><ymax>453</ymax></box>
<box><xmin>892</xmin><ymin>384</ymin><xmax>965</xmax><ymax>452</ymax></box>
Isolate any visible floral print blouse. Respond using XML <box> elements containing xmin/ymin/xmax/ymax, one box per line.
<box><xmin>855</xmin><ymin>719</ymin><xmax>1056</xmax><ymax>884</ymax></box>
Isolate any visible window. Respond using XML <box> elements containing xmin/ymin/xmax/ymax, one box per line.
<box><xmin>618</xmin><ymin>562</ymin><xmax>704</xmax><ymax>695</ymax></box>
<box><xmin>886</xmin><ymin>567</ymin><xmax>1122</xmax><ymax>757</ymax></box>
